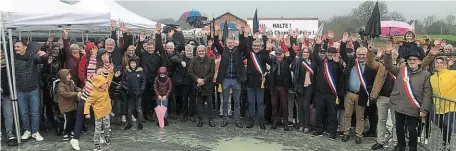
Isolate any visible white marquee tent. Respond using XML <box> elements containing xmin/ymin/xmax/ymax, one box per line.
<box><xmin>1</xmin><ymin>0</ymin><xmax>111</xmax><ymax>31</ymax></box>
<box><xmin>73</xmin><ymin>0</ymin><xmax>158</xmax><ymax>30</ymax></box>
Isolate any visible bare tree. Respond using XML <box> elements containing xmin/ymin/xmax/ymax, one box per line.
<box><xmin>423</xmin><ymin>15</ymin><xmax>437</xmax><ymax>34</ymax></box>
<box><xmin>351</xmin><ymin>1</ymin><xmax>389</xmax><ymax>26</ymax></box>
<box><xmin>445</xmin><ymin>15</ymin><xmax>456</xmax><ymax>33</ymax></box>
<box><xmin>387</xmin><ymin>11</ymin><xmax>406</xmax><ymax>22</ymax></box>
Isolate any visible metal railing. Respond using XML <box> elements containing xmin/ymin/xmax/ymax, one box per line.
<box><xmin>418</xmin><ymin>95</ymin><xmax>456</xmax><ymax>151</ymax></box>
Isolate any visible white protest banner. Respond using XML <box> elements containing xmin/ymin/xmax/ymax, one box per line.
<box><xmin>246</xmin><ymin>18</ymin><xmax>319</xmax><ymax>38</ymax></box>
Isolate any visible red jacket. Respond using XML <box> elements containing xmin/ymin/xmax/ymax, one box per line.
<box><xmin>78</xmin><ymin>55</ymin><xmax>88</xmax><ymax>84</ymax></box>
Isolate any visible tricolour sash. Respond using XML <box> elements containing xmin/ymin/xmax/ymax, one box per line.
<box><xmin>323</xmin><ymin>59</ymin><xmax>339</xmax><ymax>104</ymax></box>
<box><xmin>301</xmin><ymin>60</ymin><xmax>314</xmax><ymax>75</ymax></box>
<box><xmin>250</xmin><ymin>52</ymin><xmax>263</xmax><ymax>74</ymax></box>
<box><xmin>354</xmin><ymin>59</ymin><xmax>369</xmax><ymax>96</ymax></box>
<box><xmin>401</xmin><ymin>66</ymin><xmax>420</xmax><ymax>108</ymax></box>
<box><xmin>389</xmin><ymin>72</ymin><xmax>396</xmax><ymax>81</ymax></box>
<box><xmin>250</xmin><ymin>52</ymin><xmax>265</xmax><ymax>88</ymax></box>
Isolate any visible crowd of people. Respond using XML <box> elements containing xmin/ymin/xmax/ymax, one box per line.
<box><xmin>1</xmin><ymin>20</ymin><xmax>456</xmax><ymax>151</ymax></box>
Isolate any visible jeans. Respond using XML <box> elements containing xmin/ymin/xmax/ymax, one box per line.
<box><xmin>376</xmin><ymin>96</ymin><xmax>396</xmax><ymax>145</ymax></box>
<box><xmin>2</xmin><ymin>96</ymin><xmax>15</xmax><ymax>134</ymax></box>
<box><xmin>17</xmin><ymin>88</ymin><xmax>41</xmax><ymax>133</ymax></box>
<box><xmin>247</xmin><ymin>87</ymin><xmax>264</xmax><ymax>123</ymax></box>
<box><xmin>222</xmin><ymin>78</ymin><xmax>241</xmax><ymax>121</ymax></box>
<box><xmin>156</xmin><ymin>98</ymin><xmax>169</xmax><ymax>117</ymax></box>
<box><xmin>127</xmin><ymin>96</ymin><xmax>143</xmax><ymax>125</ymax></box>
<box><xmin>296</xmin><ymin>86</ymin><xmax>312</xmax><ymax>128</ymax></box>
<box><xmin>395</xmin><ymin>111</ymin><xmax>419</xmax><ymax>149</ymax></box>
<box><xmin>73</xmin><ymin>99</ymin><xmax>85</xmax><ymax>139</ymax></box>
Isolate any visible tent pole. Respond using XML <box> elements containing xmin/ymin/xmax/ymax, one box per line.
<box><xmin>18</xmin><ymin>31</ymin><xmax>21</xmax><ymax>40</ymax></box>
<box><xmin>7</xmin><ymin>28</ymin><xmax>21</xmax><ymax>144</ymax></box>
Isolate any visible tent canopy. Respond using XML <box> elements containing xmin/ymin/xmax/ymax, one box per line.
<box><xmin>74</xmin><ymin>0</ymin><xmax>158</xmax><ymax>30</ymax></box>
<box><xmin>2</xmin><ymin>0</ymin><xmax>110</xmax><ymax>31</ymax></box>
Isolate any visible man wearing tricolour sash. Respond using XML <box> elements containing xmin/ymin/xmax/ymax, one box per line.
<box><xmin>310</xmin><ymin>35</ymin><xmax>344</xmax><ymax>140</ymax></box>
<box><xmin>241</xmin><ymin>25</ymin><xmax>272</xmax><ymax>130</ymax></box>
<box><xmin>339</xmin><ymin>32</ymin><xmax>377</xmax><ymax>144</ymax></box>
<box><xmin>384</xmin><ymin>44</ymin><xmax>433</xmax><ymax>151</ymax></box>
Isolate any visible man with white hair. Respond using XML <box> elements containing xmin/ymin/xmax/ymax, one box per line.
<box><xmin>154</xmin><ymin>23</ymin><xmax>187</xmax><ymax>119</ymax></box>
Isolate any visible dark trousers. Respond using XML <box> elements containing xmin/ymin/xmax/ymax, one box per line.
<box><xmin>395</xmin><ymin>111</ymin><xmax>419</xmax><ymax>149</ymax></box>
<box><xmin>365</xmin><ymin>103</ymin><xmax>378</xmax><ymax>133</ymax></box>
<box><xmin>73</xmin><ymin>100</ymin><xmax>86</xmax><ymax>139</ymax></box>
<box><xmin>197</xmin><ymin>95</ymin><xmax>213</xmax><ymax>120</ymax></box>
<box><xmin>271</xmin><ymin>87</ymin><xmax>288</xmax><ymax>124</ymax></box>
<box><xmin>42</xmin><ymin>88</ymin><xmax>55</xmax><ymax>123</ymax></box>
<box><xmin>296</xmin><ymin>86</ymin><xmax>312</xmax><ymax>128</ymax></box>
<box><xmin>63</xmin><ymin>110</ymin><xmax>76</xmax><ymax>135</ymax></box>
<box><xmin>176</xmin><ymin>85</ymin><xmax>194</xmax><ymax>117</ymax></box>
<box><xmin>127</xmin><ymin>96</ymin><xmax>144</xmax><ymax>125</ymax></box>
<box><xmin>142</xmin><ymin>81</ymin><xmax>155</xmax><ymax>116</ymax></box>
<box><xmin>315</xmin><ymin>92</ymin><xmax>338</xmax><ymax>134</ymax></box>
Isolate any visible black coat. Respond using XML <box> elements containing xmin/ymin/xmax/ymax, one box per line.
<box><xmin>213</xmin><ymin>36</ymin><xmax>247</xmax><ymax>84</ymax></box>
<box><xmin>340</xmin><ymin>42</ymin><xmax>377</xmax><ymax>106</ymax></box>
<box><xmin>135</xmin><ymin>41</ymin><xmax>162</xmax><ymax>80</ymax></box>
<box><xmin>312</xmin><ymin>44</ymin><xmax>344</xmax><ymax>96</ymax></box>
<box><xmin>243</xmin><ymin>35</ymin><xmax>272</xmax><ymax>88</ymax></box>
<box><xmin>156</xmin><ymin>33</ymin><xmax>183</xmax><ymax>77</ymax></box>
<box><xmin>188</xmin><ymin>55</ymin><xmax>215</xmax><ymax>96</ymax></box>
<box><xmin>15</xmin><ymin>52</ymin><xmax>47</xmax><ymax>92</ymax></box>
<box><xmin>268</xmin><ymin>47</ymin><xmax>296</xmax><ymax>89</ymax></box>
<box><xmin>122</xmin><ymin>67</ymin><xmax>146</xmax><ymax>97</ymax></box>
<box><xmin>292</xmin><ymin>57</ymin><xmax>316</xmax><ymax>95</ymax></box>
<box><xmin>173</xmin><ymin>56</ymin><xmax>193</xmax><ymax>86</ymax></box>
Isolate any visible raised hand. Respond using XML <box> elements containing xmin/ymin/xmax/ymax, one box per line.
<box><xmin>120</xmin><ymin>22</ymin><xmax>127</xmax><ymax>33</ymax></box>
<box><xmin>341</xmin><ymin>32</ymin><xmax>349</xmax><ymax>43</ymax></box>
<box><xmin>315</xmin><ymin>35</ymin><xmax>323</xmax><ymax>45</ymax></box>
<box><xmin>154</xmin><ymin>23</ymin><xmax>161</xmax><ymax>34</ymax></box>
<box><xmin>441</xmin><ymin>40</ymin><xmax>447</xmax><ymax>47</ymax></box>
<box><xmin>139</xmin><ymin>32</ymin><xmax>145</xmax><ymax>42</ymax></box>
<box><xmin>259</xmin><ymin>24</ymin><xmax>266</xmax><ymax>34</ymax></box>
<box><xmin>62</xmin><ymin>26</ymin><xmax>69</xmax><ymax>39</ymax></box>
<box><xmin>434</xmin><ymin>37</ymin><xmax>441</xmax><ymax>46</ymax></box>
<box><xmin>244</xmin><ymin>25</ymin><xmax>251</xmax><ymax>35</ymax></box>
<box><xmin>111</xmin><ymin>20</ymin><xmax>117</xmax><ymax>29</ymax></box>
<box><xmin>327</xmin><ymin>30</ymin><xmax>334</xmax><ymax>39</ymax></box>
<box><xmin>385</xmin><ymin>41</ymin><xmax>393</xmax><ymax>54</ymax></box>
<box><xmin>351</xmin><ymin>33</ymin><xmax>358</xmax><ymax>42</ymax></box>
<box><xmin>214</xmin><ymin>24</ymin><xmax>221</xmax><ymax>31</ymax></box>
<box><xmin>277</xmin><ymin>33</ymin><xmax>284</xmax><ymax>42</ymax></box>
<box><xmin>430</xmin><ymin>45</ymin><xmax>440</xmax><ymax>55</ymax></box>
<box><xmin>58</xmin><ymin>37</ymin><xmax>64</xmax><ymax>49</ymax></box>
<box><xmin>376</xmin><ymin>48</ymin><xmax>384</xmax><ymax>58</ymax></box>
<box><xmin>266</xmin><ymin>39</ymin><xmax>272</xmax><ymax>50</ymax></box>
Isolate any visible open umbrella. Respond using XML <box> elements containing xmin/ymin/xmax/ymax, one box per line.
<box><xmin>363</xmin><ymin>1</ymin><xmax>381</xmax><ymax>39</ymax></box>
<box><xmin>155</xmin><ymin>101</ymin><xmax>167</xmax><ymax>129</ymax></box>
<box><xmin>185</xmin><ymin>10</ymin><xmax>207</xmax><ymax>28</ymax></box>
<box><xmin>380</xmin><ymin>21</ymin><xmax>412</xmax><ymax>37</ymax></box>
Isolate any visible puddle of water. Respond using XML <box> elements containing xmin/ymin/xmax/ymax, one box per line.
<box><xmin>215</xmin><ymin>137</ymin><xmax>283</xmax><ymax>151</ymax></box>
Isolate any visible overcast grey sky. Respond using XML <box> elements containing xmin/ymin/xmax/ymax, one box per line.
<box><xmin>63</xmin><ymin>1</ymin><xmax>456</xmax><ymax>21</ymax></box>
<box><xmin>114</xmin><ymin>1</ymin><xmax>456</xmax><ymax>21</ymax></box>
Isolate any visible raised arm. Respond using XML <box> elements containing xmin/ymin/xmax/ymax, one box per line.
<box><xmin>366</xmin><ymin>45</ymin><xmax>381</xmax><ymax>71</ymax></box>
<box><xmin>312</xmin><ymin>35</ymin><xmax>324</xmax><ymax>67</ymax></box>
<box><xmin>213</xmin><ymin>34</ymin><xmax>224</xmax><ymax>54</ymax></box>
<box><xmin>339</xmin><ymin>32</ymin><xmax>351</xmax><ymax>63</ymax></box>
<box><xmin>383</xmin><ymin>43</ymin><xmax>400</xmax><ymax>75</ymax></box>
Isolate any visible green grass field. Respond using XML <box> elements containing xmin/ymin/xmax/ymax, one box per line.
<box><xmin>418</xmin><ymin>35</ymin><xmax>456</xmax><ymax>41</ymax></box>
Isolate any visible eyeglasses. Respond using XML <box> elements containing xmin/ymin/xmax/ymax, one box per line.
<box><xmin>407</xmin><ymin>58</ymin><xmax>419</xmax><ymax>62</ymax></box>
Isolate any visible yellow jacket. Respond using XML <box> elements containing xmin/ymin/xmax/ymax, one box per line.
<box><xmin>84</xmin><ymin>71</ymin><xmax>114</xmax><ymax>119</ymax></box>
<box><xmin>430</xmin><ymin>69</ymin><xmax>456</xmax><ymax>114</ymax></box>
